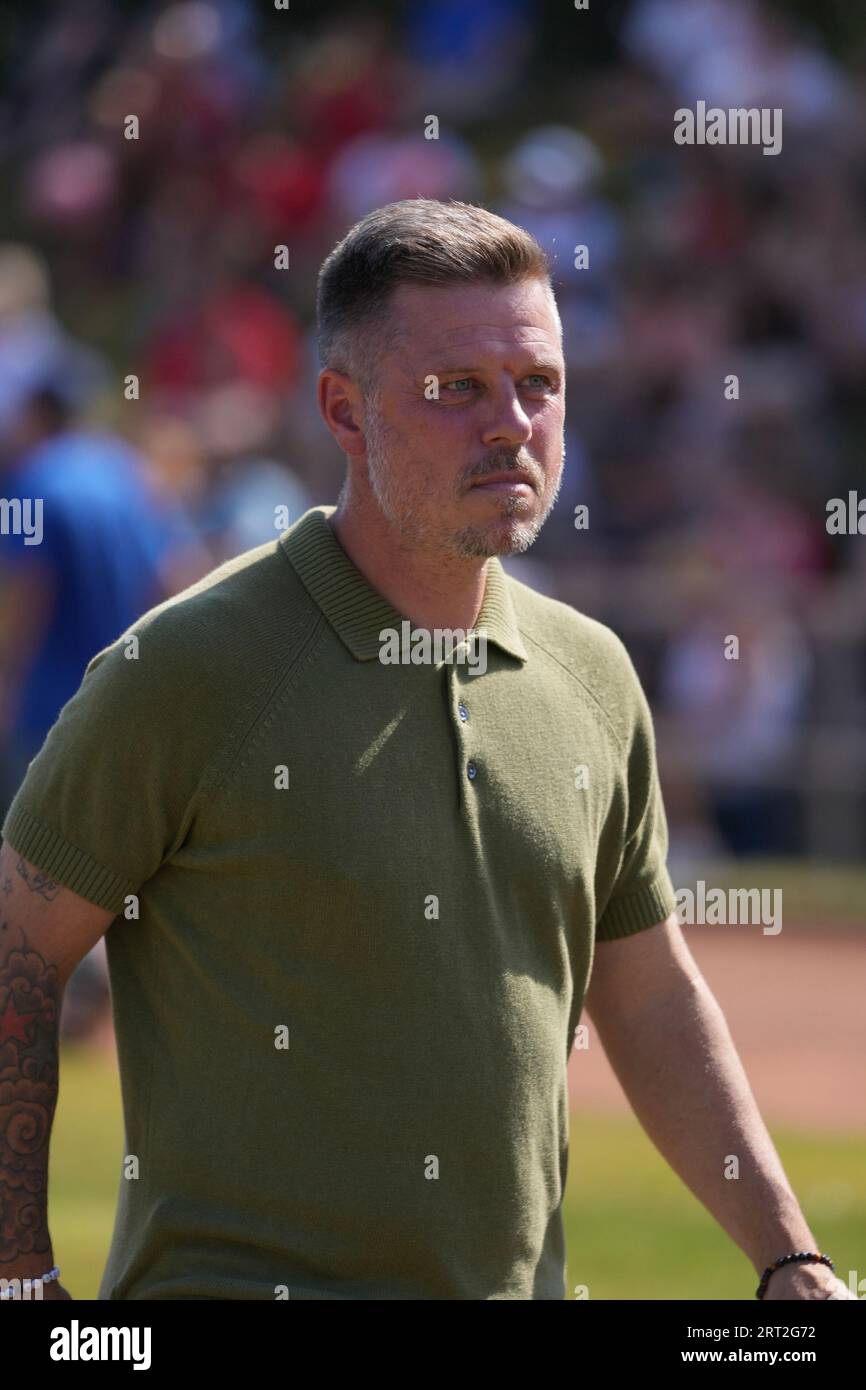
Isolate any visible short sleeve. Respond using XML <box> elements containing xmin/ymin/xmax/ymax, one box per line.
<box><xmin>594</xmin><ymin>647</ymin><xmax>677</xmax><ymax>942</ymax></box>
<box><xmin>1</xmin><ymin>623</ymin><xmax>213</xmax><ymax>917</ymax></box>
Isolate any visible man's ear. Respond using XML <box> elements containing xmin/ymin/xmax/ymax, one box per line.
<box><xmin>317</xmin><ymin>368</ymin><xmax>368</xmax><ymax>458</ymax></box>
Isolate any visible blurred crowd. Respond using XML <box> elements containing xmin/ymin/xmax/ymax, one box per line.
<box><xmin>1</xmin><ymin>0</ymin><xmax>865</xmax><ymax>1042</ymax></box>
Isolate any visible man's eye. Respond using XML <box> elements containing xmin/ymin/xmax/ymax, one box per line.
<box><xmin>439</xmin><ymin>375</ymin><xmax>555</xmax><ymax>395</ymax></box>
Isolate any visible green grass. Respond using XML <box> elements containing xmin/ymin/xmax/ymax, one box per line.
<box><xmin>563</xmin><ymin>1111</ymin><xmax>866</xmax><ymax>1300</ymax></box>
<box><xmin>49</xmin><ymin>1047</ymin><xmax>124</xmax><ymax>1299</ymax></box>
<box><xmin>50</xmin><ymin>1047</ymin><xmax>866</xmax><ymax>1300</ymax></box>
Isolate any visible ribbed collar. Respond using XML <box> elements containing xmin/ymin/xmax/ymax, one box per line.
<box><xmin>279</xmin><ymin>505</ymin><xmax>528</xmax><ymax>664</ymax></box>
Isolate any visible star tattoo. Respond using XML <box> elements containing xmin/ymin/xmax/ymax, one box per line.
<box><xmin>0</xmin><ymin>996</ymin><xmax>37</xmax><ymax>1046</ymax></box>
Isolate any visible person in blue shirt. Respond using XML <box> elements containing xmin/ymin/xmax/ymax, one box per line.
<box><xmin>0</xmin><ymin>382</ymin><xmax>182</xmax><ymax>815</ymax></box>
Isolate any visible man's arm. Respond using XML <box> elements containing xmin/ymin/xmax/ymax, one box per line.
<box><xmin>584</xmin><ymin>912</ymin><xmax>841</xmax><ymax>1300</ymax></box>
<box><xmin>0</xmin><ymin>839</ymin><xmax>116</xmax><ymax>1299</ymax></box>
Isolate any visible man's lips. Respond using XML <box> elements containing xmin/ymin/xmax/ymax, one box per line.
<box><xmin>469</xmin><ymin>471</ymin><xmax>536</xmax><ymax>492</ymax></box>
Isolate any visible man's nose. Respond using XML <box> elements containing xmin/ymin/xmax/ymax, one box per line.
<box><xmin>479</xmin><ymin>386</ymin><xmax>533</xmax><ymax>448</ymax></box>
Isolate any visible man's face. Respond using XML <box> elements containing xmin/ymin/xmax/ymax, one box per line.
<box><xmin>361</xmin><ymin>277</ymin><xmax>566</xmax><ymax>560</ymax></box>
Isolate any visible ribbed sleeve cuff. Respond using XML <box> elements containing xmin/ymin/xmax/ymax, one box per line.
<box><xmin>595</xmin><ymin>870</ymin><xmax>678</xmax><ymax>941</ymax></box>
<box><xmin>1</xmin><ymin>804</ymin><xmax>134</xmax><ymax>916</ymax></box>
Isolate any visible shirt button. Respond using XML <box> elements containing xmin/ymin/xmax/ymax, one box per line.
<box><xmin>458</xmin><ymin>702</ymin><xmax>469</xmax><ymax>721</ymax></box>
<box><xmin>467</xmin><ymin>761</ymin><xmax>477</xmax><ymax>780</ymax></box>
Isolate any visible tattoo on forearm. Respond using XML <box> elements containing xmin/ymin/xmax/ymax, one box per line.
<box><xmin>0</xmin><ymin>927</ymin><xmax>59</xmax><ymax>1264</ymax></box>
<box><xmin>14</xmin><ymin>857</ymin><xmax>61</xmax><ymax>903</ymax></box>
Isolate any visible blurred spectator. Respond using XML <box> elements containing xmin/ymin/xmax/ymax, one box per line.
<box><xmin>403</xmin><ymin>0</ymin><xmax>533</xmax><ymax>120</ymax></box>
<box><xmin>0</xmin><ymin>380</ymin><xmax>192</xmax><ymax>816</ymax></box>
<box><xmin>0</xmin><ymin>245</ymin><xmax>106</xmax><ymax>437</ymax></box>
<box><xmin>658</xmin><ymin>587</ymin><xmax>812</xmax><ymax>856</ymax></box>
<box><xmin>204</xmin><ymin>455</ymin><xmax>314</xmax><ymax>563</ymax></box>
<box><xmin>325</xmin><ymin>130</ymin><xmax>482</xmax><ymax>225</ymax></box>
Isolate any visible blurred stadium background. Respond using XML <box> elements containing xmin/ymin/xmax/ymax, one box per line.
<box><xmin>0</xmin><ymin>0</ymin><xmax>864</xmax><ymax>1298</ymax></box>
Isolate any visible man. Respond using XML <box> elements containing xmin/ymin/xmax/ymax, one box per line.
<box><xmin>0</xmin><ymin>199</ymin><xmax>850</xmax><ymax>1301</ymax></box>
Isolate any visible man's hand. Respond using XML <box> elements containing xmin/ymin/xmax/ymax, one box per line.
<box><xmin>763</xmin><ymin>1263</ymin><xmax>856</xmax><ymax>1300</ymax></box>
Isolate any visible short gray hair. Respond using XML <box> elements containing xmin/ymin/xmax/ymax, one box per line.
<box><xmin>316</xmin><ymin>197</ymin><xmax>556</xmax><ymax>399</ymax></box>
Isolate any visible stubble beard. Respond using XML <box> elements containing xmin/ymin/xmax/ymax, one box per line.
<box><xmin>364</xmin><ymin>398</ymin><xmax>564</xmax><ymax>561</ymax></box>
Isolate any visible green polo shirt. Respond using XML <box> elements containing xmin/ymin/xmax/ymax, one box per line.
<box><xmin>1</xmin><ymin>504</ymin><xmax>676</xmax><ymax>1300</ymax></box>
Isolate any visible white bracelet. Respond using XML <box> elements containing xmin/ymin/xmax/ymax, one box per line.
<box><xmin>0</xmin><ymin>1264</ymin><xmax>61</xmax><ymax>1299</ymax></box>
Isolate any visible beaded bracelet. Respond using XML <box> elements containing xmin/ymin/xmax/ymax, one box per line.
<box><xmin>0</xmin><ymin>1264</ymin><xmax>61</xmax><ymax>1300</ymax></box>
<box><xmin>756</xmin><ymin>1251</ymin><xmax>834</xmax><ymax>1299</ymax></box>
